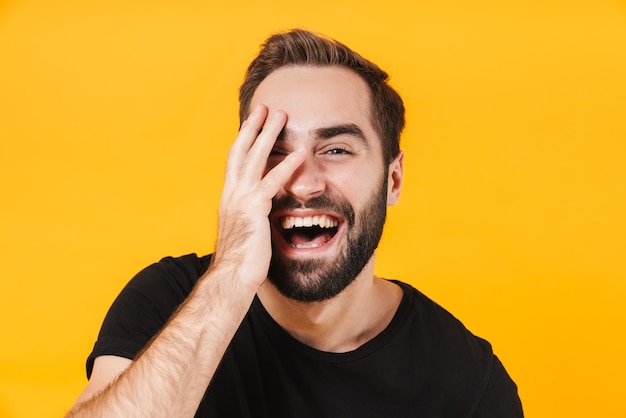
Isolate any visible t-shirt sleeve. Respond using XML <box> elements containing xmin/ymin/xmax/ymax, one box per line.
<box><xmin>473</xmin><ymin>354</ymin><xmax>524</xmax><ymax>417</ymax></box>
<box><xmin>86</xmin><ymin>254</ymin><xmax>209</xmax><ymax>379</ymax></box>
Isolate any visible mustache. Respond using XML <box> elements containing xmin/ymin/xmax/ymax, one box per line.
<box><xmin>271</xmin><ymin>194</ymin><xmax>356</xmax><ymax>226</ymax></box>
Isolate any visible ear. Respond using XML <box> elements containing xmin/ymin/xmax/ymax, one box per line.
<box><xmin>386</xmin><ymin>151</ymin><xmax>404</xmax><ymax>206</ymax></box>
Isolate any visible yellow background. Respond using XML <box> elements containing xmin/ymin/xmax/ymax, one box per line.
<box><xmin>1</xmin><ymin>0</ymin><xmax>625</xmax><ymax>416</ymax></box>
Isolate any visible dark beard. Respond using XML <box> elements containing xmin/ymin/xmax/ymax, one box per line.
<box><xmin>267</xmin><ymin>174</ymin><xmax>388</xmax><ymax>303</ymax></box>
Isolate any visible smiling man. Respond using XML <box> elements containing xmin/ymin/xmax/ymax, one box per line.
<box><xmin>67</xmin><ymin>29</ymin><xmax>523</xmax><ymax>417</ymax></box>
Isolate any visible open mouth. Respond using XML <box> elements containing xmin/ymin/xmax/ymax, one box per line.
<box><xmin>279</xmin><ymin>214</ymin><xmax>340</xmax><ymax>249</ymax></box>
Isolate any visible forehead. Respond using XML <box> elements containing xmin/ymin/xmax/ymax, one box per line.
<box><xmin>249</xmin><ymin>65</ymin><xmax>377</xmax><ymax>141</ymax></box>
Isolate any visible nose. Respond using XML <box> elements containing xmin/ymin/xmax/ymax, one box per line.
<box><xmin>281</xmin><ymin>155</ymin><xmax>325</xmax><ymax>201</ymax></box>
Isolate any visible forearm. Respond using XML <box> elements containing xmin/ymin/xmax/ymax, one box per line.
<box><xmin>66</xmin><ymin>264</ymin><xmax>258</xmax><ymax>418</ymax></box>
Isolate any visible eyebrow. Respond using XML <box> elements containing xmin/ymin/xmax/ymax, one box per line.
<box><xmin>277</xmin><ymin>123</ymin><xmax>370</xmax><ymax>148</ymax></box>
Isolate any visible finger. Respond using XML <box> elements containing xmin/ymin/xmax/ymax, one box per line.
<box><xmin>225</xmin><ymin>105</ymin><xmax>268</xmax><ymax>176</ymax></box>
<box><xmin>256</xmin><ymin>147</ymin><xmax>307</xmax><ymax>199</ymax></box>
<box><xmin>234</xmin><ymin>104</ymin><xmax>268</xmax><ymax>154</ymax></box>
<box><xmin>223</xmin><ymin>105</ymin><xmax>268</xmax><ymax>193</ymax></box>
<box><xmin>239</xmin><ymin>110</ymin><xmax>288</xmax><ymax>183</ymax></box>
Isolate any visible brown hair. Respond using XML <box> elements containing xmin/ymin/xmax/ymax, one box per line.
<box><xmin>239</xmin><ymin>29</ymin><xmax>405</xmax><ymax>164</ymax></box>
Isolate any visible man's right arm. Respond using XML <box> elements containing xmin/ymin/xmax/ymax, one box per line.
<box><xmin>66</xmin><ymin>261</ymin><xmax>263</xmax><ymax>417</ymax></box>
<box><xmin>66</xmin><ymin>105</ymin><xmax>307</xmax><ymax>417</ymax></box>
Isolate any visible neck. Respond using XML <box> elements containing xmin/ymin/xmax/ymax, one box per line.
<box><xmin>257</xmin><ymin>258</ymin><xmax>402</xmax><ymax>352</ymax></box>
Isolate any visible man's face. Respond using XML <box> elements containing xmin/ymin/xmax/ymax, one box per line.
<box><xmin>249</xmin><ymin>65</ymin><xmax>395</xmax><ymax>302</ymax></box>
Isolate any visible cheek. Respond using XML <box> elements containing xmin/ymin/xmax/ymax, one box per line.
<box><xmin>328</xmin><ymin>172</ymin><xmax>372</xmax><ymax>207</ymax></box>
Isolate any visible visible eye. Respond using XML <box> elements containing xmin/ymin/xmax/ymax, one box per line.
<box><xmin>324</xmin><ymin>147</ymin><xmax>351</xmax><ymax>155</ymax></box>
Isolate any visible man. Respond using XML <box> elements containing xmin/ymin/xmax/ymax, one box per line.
<box><xmin>67</xmin><ymin>29</ymin><xmax>523</xmax><ymax>417</ymax></box>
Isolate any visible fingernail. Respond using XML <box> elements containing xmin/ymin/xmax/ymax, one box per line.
<box><xmin>272</xmin><ymin>110</ymin><xmax>286</xmax><ymax>119</ymax></box>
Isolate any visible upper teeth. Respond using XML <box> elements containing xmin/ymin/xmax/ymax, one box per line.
<box><xmin>281</xmin><ymin>215</ymin><xmax>338</xmax><ymax>229</ymax></box>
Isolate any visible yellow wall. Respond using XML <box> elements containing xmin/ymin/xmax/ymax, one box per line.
<box><xmin>1</xmin><ymin>1</ymin><xmax>625</xmax><ymax>416</ymax></box>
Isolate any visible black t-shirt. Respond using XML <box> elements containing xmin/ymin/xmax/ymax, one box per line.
<box><xmin>87</xmin><ymin>254</ymin><xmax>523</xmax><ymax>417</ymax></box>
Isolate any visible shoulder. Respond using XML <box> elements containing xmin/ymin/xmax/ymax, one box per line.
<box><xmin>393</xmin><ymin>280</ymin><xmax>523</xmax><ymax>416</ymax></box>
<box><xmin>393</xmin><ymin>283</ymin><xmax>490</xmax><ymax>387</ymax></box>
<box><xmin>121</xmin><ymin>253</ymin><xmax>212</xmax><ymax>301</ymax></box>
<box><xmin>395</xmin><ymin>281</ymin><xmax>487</xmax><ymax>338</ymax></box>
<box><xmin>396</xmin><ymin>279</ymin><xmax>493</xmax><ymax>359</ymax></box>
<box><xmin>132</xmin><ymin>253</ymin><xmax>212</xmax><ymax>286</ymax></box>
<box><xmin>87</xmin><ymin>254</ymin><xmax>212</xmax><ymax>373</ymax></box>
